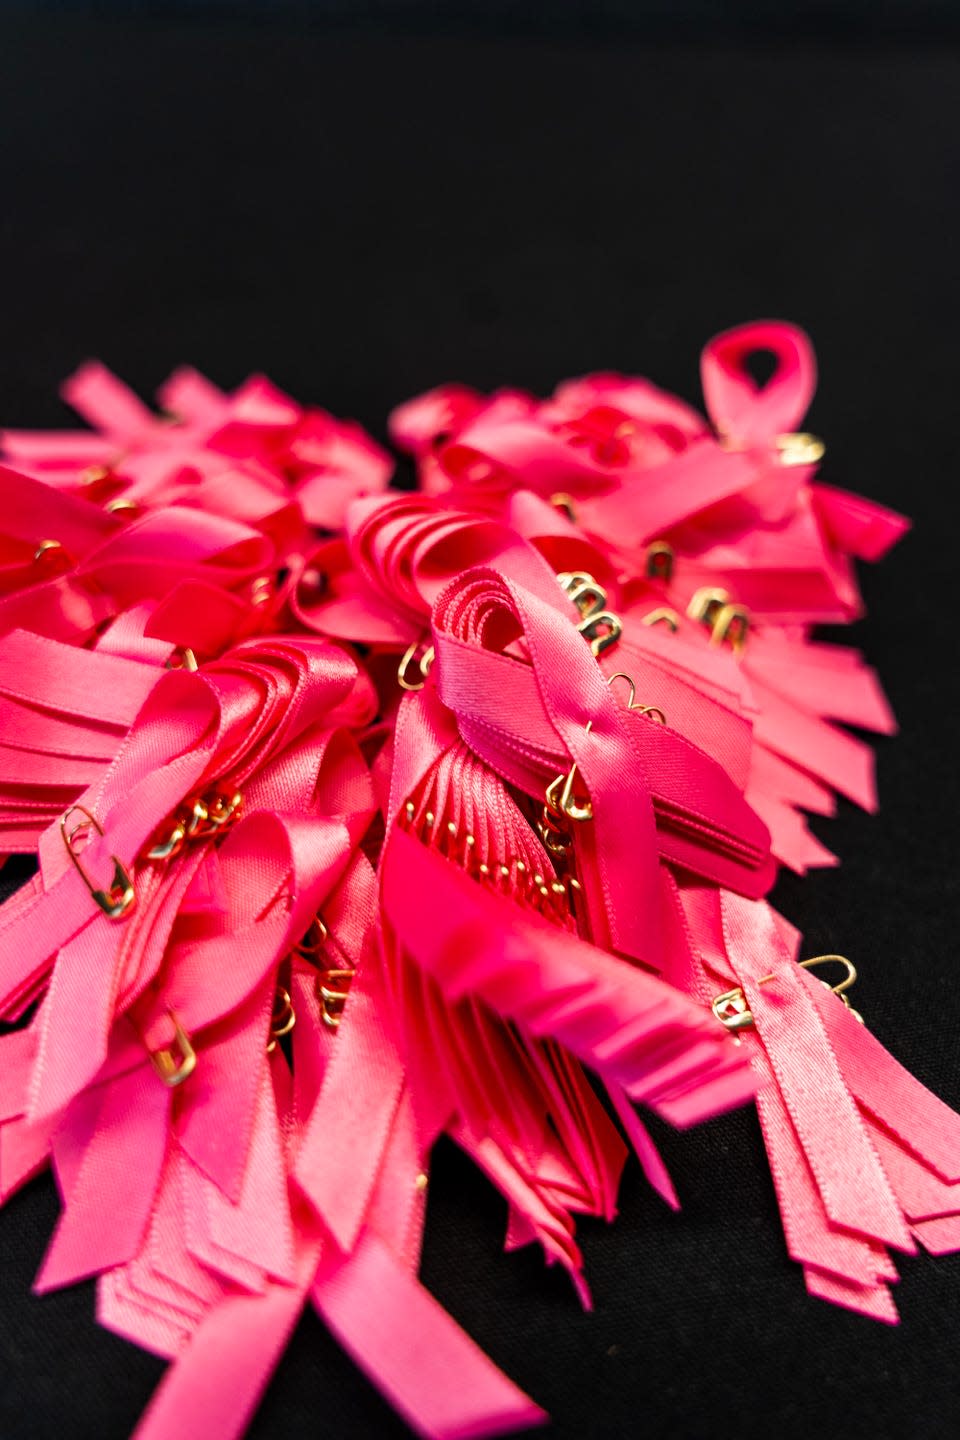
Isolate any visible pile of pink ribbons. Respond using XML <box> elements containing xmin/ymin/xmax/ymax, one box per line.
<box><xmin>1</xmin><ymin>320</ymin><xmax>957</xmax><ymax>1439</ymax></box>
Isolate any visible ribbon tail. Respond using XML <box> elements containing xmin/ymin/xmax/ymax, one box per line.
<box><xmin>313</xmin><ymin>1231</ymin><xmax>547</xmax><ymax>1440</ymax></box>
<box><xmin>384</xmin><ymin>828</ymin><xmax>755</xmax><ymax>1129</ymax></box>
<box><xmin>131</xmin><ymin>1258</ymin><xmax>313</xmax><ymax>1440</ymax></box>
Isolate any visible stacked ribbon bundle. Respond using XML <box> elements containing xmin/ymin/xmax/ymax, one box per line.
<box><xmin>1</xmin><ymin>320</ymin><xmax>957</xmax><ymax>1439</ymax></box>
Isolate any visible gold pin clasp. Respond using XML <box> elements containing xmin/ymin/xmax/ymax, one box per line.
<box><xmin>645</xmin><ymin>540</ymin><xmax>675</xmax><ymax>582</ymax></box>
<box><xmin>556</xmin><ymin>570</ymin><xmax>596</xmax><ymax>594</ymax></box>
<box><xmin>775</xmin><ymin>432</ymin><xmax>825</xmax><ymax>467</ymax></box>
<box><xmin>687</xmin><ymin>587</ymin><xmax>731</xmax><ymax>626</ymax></box>
<box><xmin>197</xmin><ymin>789</ymin><xmax>244</xmax><ymax>833</ymax></box>
<box><xmin>150</xmin><ymin>1013</ymin><xmax>197</xmax><ymax>1086</ymax></box>
<box><xmin>145</xmin><ymin>787</ymin><xmax>243</xmax><ymax>861</ymax></box>
<box><xmin>146</xmin><ymin>819</ymin><xmax>188</xmax><ymax>862</ymax></box>
<box><xmin>709</xmin><ymin>603</ymin><xmax>750</xmax><ymax>656</ymax></box>
<box><xmin>711</xmin><ymin>975</ymin><xmax>775</xmax><ymax>1039</ymax></box>
<box><xmin>290</xmin><ymin>916</ymin><xmax>354</xmax><ymax>1031</ymax></box>
<box><xmin>80</xmin><ymin>463</ymin><xmax>114</xmax><ymax>492</ymax></box>
<box><xmin>61</xmin><ymin>805</ymin><xmax>135</xmax><ymax>920</ymax></box>
<box><xmin>165</xmin><ymin>646</ymin><xmax>199</xmax><ymax>673</ymax></box>
<box><xmin>318</xmin><ymin>969</ymin><xmax>355</xmax><ymax>1030</ymax></box>
<box><xmin>266</xmin><ymin>986</ymin><xmax>296</xmax><ymax>1053</ymax></box>
<box><xmin>544</xmin><ymin>764</ymin><xmax>594</xmax><ymax>823</ymax></box>
<box><xmin>800</xmin><ymin>954</ymin><xmax>864</xmax><ymax>1023</ymax></box>
<box><xmin>565</xmin><ymin>578</ymin><xmax>607</xmax><ymax>616</ymax></box>
<box><xmin>577</xmin><ymin>610</ymin><xmax>623</xmax><ymax>657</ymax></box>
<box><xmin>642</xmin><ymin>606</ymin><xmax>681</xmax><ymax>632</ymax></box>
<box><xmin>557</xmin><ymin>571</ymin><xmax>623</xmax><ymax>658</ymax></box>
<box><xmin>550</xmin><ymin>492</ymin><xmax>577</xmax><ymax>522</ymax></box>
<box><xmin>104</xmin><ymin>496</ymin><xmax>142</xmax><ymax>518</ymax></box>
<box><xmin>250</xmin><ymin>574</ymin><xmax>275</xmax><ymax>607</ymax></box>
<box><xmin>712</xmin><ymin>986</ymin><xmax>755</xmax><ymax>1035</ymax></box>
<box><xmin>398</xmin><ymin>640</ymin><xmax>435</xmax><ymax>691</ymax></box>
<box><xmin>687</xmin><ymin>587</ymin><xmax>749</xmax><ymax>656</ymax></box>
<box><xmin>33</xmin><ymin>538</ymin><xmax>73</xmax><ymax>568</ymax></box>
<box><xmin>606</xmin><ymin>672</ymin><xmax>666</xmax><ymax>725</ymax></box>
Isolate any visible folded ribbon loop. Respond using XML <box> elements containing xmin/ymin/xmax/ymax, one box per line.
<box><xmin>701</xmin><ymin>319</ymin><xmax>818</xmax><ymax>450</ymax></box>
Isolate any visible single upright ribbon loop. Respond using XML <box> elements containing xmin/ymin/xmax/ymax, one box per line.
<box><xmin>700</xmin><ymin>320</ymin><xmax>818</xmax><ymax>449</ymax></box>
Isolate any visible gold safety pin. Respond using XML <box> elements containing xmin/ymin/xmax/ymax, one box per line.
<box><xmin>800</xmin><ymin>954</ymin><xmax>863</xmax><ymax>1022</ymax></box>
<box><xmin>713</xmin><ymin>954</ymin><xmax>863</xmax><ymax>1039</ymax></box>
<box><xmin>687</xmin><ymin>587</ymin><xmax>731</xmax><ymax>626</ymax></box>
<box><xmin>289</xmin><ymin>915</ymin><xmax>354</xmax><ymax>1031</ymax></box>
<box><xmin>397</xmin><ymin>640</ymin><xmax>435</xmax><ymax>691</ymax></box>
<box><xmin>318</xmin><ymin>969</ymin><xmax>355</xmax><ymax>1031</ymax></box>
<box><xmin>577</xmin><ymin>610</ymin><xmax>623</xmax><ymax>657</ymax></box>
<box><xmin>33</xmin><ymin>538</ymin><xmax>72</xmax><ymax>566</ymax></box>
<box><xmin>645</xmin><ymin>540</ymin><xmax>675</xmax><ymax>582</ymax></box>
<box><xmin>565</xmin><ymin>578</ymin><xmax>608</xmax><ymax>616</ymax></box>
<box><xmin>775</xmin><ymin>432</ymin><xmax>825</xmax><ymax>467</ymax></box>
<box><xmin>149</xmin><ymin>1012</ymin><xmax>197</xmax><ymax>1087</ymax></box>
<box><xmin>711</xmin><ymin>987</ymin><xmax>756</xmax><ymax>1035</ymax></box>
<box><xmin>544</xmin><ymin>721</ymin><xmax>595</xmax><ymax>823</ymax></box>
<box><xmin>709</xmin><ymin>603</ymin><xmax>750</xmax><ymax>655</ymax></box>
<box><xmin>266</xmin><ymin>987</ymin><xmax>297</xmax><ymax>1053</ymax></box>
<box><xmin>145</xmin><ymin>788</ymin><xmax>243</xmax><ymax>861</ymax></box>
<box><xmin>165</xmin><ymin>646</ymin><xmax>199</xmax><ymax>673</ymax></box>
<box><xmin>641</xmin><ymin>607</ymin><xmax>681</xmax><ymax>632</ymax></box>
<box><xmin>550</xmin><ymin>493</ymin><xmax>577</xmax><ymax>523</ymax></box>
<box><xmin>606</xmin><ymin>672</ymin><xmax>667</xmax><ymax>725</ymax></box>
<box><xmin>557</xmin><ymin>571</ymin><xmax>623</xmax><ymax>657</ymax></box>
<box><xmin>60</xmin><ymin>805</ymin><xmax>135</xmax><ymax>920</ymax></box>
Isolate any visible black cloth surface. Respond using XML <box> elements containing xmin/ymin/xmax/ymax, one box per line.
<box><xmin>6</xmin><ymin>1</ymin><xmax>960</xmax><ymax>39</ymax></box>
<box><xmin>1</xmin><ymin>16</ymin><xmax>959</xmax><ymax>1439</ymax></box>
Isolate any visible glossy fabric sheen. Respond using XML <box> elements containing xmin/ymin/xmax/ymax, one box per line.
<box><xmin>0</xmin><ymin>316</ymin><xmax>952</xmax><ymax>1440</ymax></box>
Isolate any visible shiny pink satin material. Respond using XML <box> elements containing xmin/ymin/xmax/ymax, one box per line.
<box><xmin>0</xmin><ymin>323</ymin><xmax>949</xmax><ymax>1440</ymax></box>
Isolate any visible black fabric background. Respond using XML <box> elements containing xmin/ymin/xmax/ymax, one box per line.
<box><xmin>6</xmin><ymin>2</ymin><xmax>960</xmax><ymax>39</ymax></box>
<box><xmin>1</xmin><ymin>14</ymin><xmax>959</xmax><ymax>1438</ymax></box>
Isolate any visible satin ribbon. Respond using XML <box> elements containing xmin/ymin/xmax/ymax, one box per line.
<box><xmin>431</xmin><ymin>567</ymin><xmax>773</xmax><ymax>960</ymax></box>
<box><xmin>0</xmin><ymin>322</ymin><xmax>933</xmax><ymax>1440</ymax></box>
<box><xmin>668</xmin><ymin>880</ymin><xmax>960</xmax><ymax>1319</ymax></box>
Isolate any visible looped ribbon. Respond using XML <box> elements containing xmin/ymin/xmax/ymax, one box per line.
<box><xmin>5</xmin><ymin>361</ymin><xmax>309</xmax><ymax>552</ymax></box>
<box><xmin>670</xmin><ymin>881</ymin><xmax>960</xmax><ymax>1321</ymax></box>
<box><xmin>0</xmin><ymin>327</ymin><xmax>927</xmax><ymax>1437</ymax></box>
<box><xmin>0</xmin><ymin>463</ymin><xmax>279</xmax><ymax>645</ymax></box>
<box><xmin>377</xmin><ymin>705</ymin><xmax>756</xmax><ymax>1255</ymax></box>
<box><xmin>430</xmin><ymin>566</ymin><xmax>773</xmax><ymax>965</ymax></box>
<box><xmin>413</xmin><ymin>376</ymin><xmax>702</xmax><ymax>504</ymax></box>
<box><xmin>191</xmin><ymin>373</ymin><xmax>394</xmax><ymax>531</ymax></box>
<box><xmin>567</xmin><ymin>320</ymin><xmax>823</xmax><ymax>551</ymax></box>
<box><xmin>390</xmin><ymin>323</ymin><xmax>819</xmax><ymax>528</ymax></box>
<box><xmin>295</xmin><ymin>491</ymin><xmax>566</xmax><ymax>645</ymax></box>
<box><xmin>350</xmin><ymin>493</ymin><xmax>551</xmax><ymax>620</ymax></box>
<box><xmin>0</xmin><ymin>656</ymin><xmax>377</xmax><ymax>1205</ymax></box>
<box><xmin>700</xmin><ymin>319</ymin><xmax>817</xmax><ymax>449</ymax></box>
<box><xmin>3</xmin><ymin>758</ymin><xmax>512</xmax><ymax>1440</ymax></box>
<box><xmin>0</xmin><ymin>636</ymin><xmax>361</xmax><ymax>1039</ymax></box>
<box><xmin>4</xmin><ymin>360</ymin><xmax>393</xmax><ymax>534</ymax></box>
<box><xmin>386</xmin><ymin>323</ymin><xmax>908</xmax><ymax>621</ymax></box>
